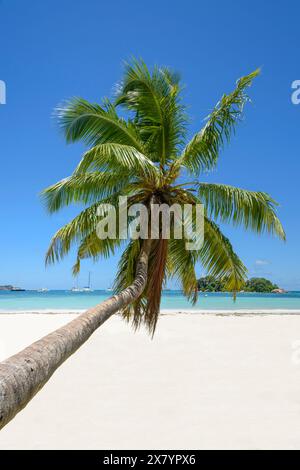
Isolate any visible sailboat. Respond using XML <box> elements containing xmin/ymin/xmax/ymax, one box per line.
<box><xmin>70</xmin><ymin>286</ymin><xmax>82</xmax><ymax>293</ymax></box>
<box><xmin>82</xmin><ymin>272</ymin><xmax>93</xmax><ymax>292</ymax></box>
<box><xmin>70</xmin><ymin>278</ymin><xmax>83</xmax><ymax>292</ymax></box>
<box><xmin>70</xmin><ymin>272</ymin><xmax>93</xmax><ymax>292</ymax></box>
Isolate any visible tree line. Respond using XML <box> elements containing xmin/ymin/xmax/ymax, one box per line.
<box><xmin>197</xmin><ymin>276</ymin><xmax>279</xmax><ymax>293</ymax></box>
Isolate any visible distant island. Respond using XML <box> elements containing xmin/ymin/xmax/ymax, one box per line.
<box><xmin>197</xmin><ymin>276</ymin><xmax>287</xmax><ymax>294</ymax></box>
<box><xmin>0</xmin><ymin>285</ymin><xmax>25</xmax><ymax>291</ymax></box>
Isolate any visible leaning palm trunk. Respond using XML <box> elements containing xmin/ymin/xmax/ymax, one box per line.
<box><xmin>0</xmin><ymin>239</ymin><xmax>152</xmax><ymax>430</ymax></box>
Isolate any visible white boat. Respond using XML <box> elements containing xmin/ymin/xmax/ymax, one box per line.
<box><xmin>37</xmin><ymin>288</ymin><xmax>49</xmax><ymax>293</ymax></box>
<box><xmin>71</xmin><ymin>272</ymin><xmax>93</xmax><ymax>292</ymax></box>
<box><xmin>70</xmin><ymin>287</ymin><xmax>83</xmax><ymax>292</ymax></box>
<box><xmin>70</xmin><ymin>279</ymin><xmax>83</xmax><ymax>292</ymax></box>
<box><xmin>82</xmin><ymin>272</ymin><xmax>93</xmax><ymax>292</ymax></box>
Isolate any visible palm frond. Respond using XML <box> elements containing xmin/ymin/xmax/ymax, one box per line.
<box><xmin>45</xmin><ymin>195</ymin><xmax>121</xmax><ymax>264</ymax></box>
<box><xmin>199</xmin><ymin>183</ymin><xmax>286</xmax><ymax>239</ymax></box>
<box><xmin>114</xmin><ymin>238</ymin><xmax>169</xmax><ymax>335</ymax></box>
<box><xmin>200</xmin><ymin>218</ymin><xmax>247</xmax><ymax>294</ymax></box>
<box><xmin>74</xmin><ymin>143</ymin><xmax>161</xmax><ymax>183</ymax></box>
<box><xmin>115</xmin><ymin>58</ymin><xmax>187</xmax><ymax>163</ymax></box>
<box><xmin>56</xmin><ymin>97</ymin><xmax>144</xmax><ymax>151</ymax></box>
<box><xmin>178</xmin><ymin>69</ymin><xmax>260</xmax><ymax>174</ymax></box>
<box><xmin>42</xmin><ymin>171</ymin><xmax>131</xmax><ymax>213</ymax></box>
<box><xmin>168</xmin><ymin>238</ymin><xmax>198</xmax><ymax>303</ymax></box>
<box><xmin>143</xmin><ymin>239</ymin><xmax>168</xmax><ymax>334</ymax></box>
<box><xmin>113</xmin><ymin>239</ymin><xmax>144</xmax><ymax>327</ymax></box>
<box><xmin>72</xmin><ymin>231</ymin><xmax>123</xmax><ymax>275</ymax></box>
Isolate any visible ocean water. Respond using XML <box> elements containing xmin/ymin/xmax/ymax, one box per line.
<box><xmin>1</xmin><ymin>290</ymin><xmax>300</xmax><ymax>313</ymax></box>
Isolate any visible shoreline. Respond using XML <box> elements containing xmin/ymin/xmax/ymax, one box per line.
<box><xmin>1</xmin><ymin>308</ymin><xmax>300</xmax><ymax>315</ymax></box>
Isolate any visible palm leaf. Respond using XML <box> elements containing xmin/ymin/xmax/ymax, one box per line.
<box><xmin>42</xmin><ymin>171</ymin><xmax>131</xmax><ymax>213</ymax></box>
<box><xmin>74</xmin><ymin>143</ymin><xmax>161</xmax><ymax>183</ymax></box>
<box><xmin>115</xmin><ymin>58</ymin><xmax>187</xmax><ymax>163</ymax></box>
<box><xmin>200</xmin><ymin>218</ymin><xmax>247</xmax><ymax>294</ymax></box>
<box><xmin>199</xmin><ymin>183</ymin><xmax>286</xmax><ymax>239</ymax></box>
<box><xmin>178</xmin><ymin>69</ymin><xmax>260</xmax><ymax>174</ymax></box>
<box><xmin>168</xmin><ymin>238</ymin><xmax>198</xmax><ymax>303</ymax></box>
<box><xmin>56</xmin><ymin>97</ymin><xmax>144</xmax><ymax>151</ymax></box>
<box><xmin>114</xmin><ymin>238</ymin><xmax>169</xmax><ymax>335</ymax></box>
<box><xmin>45</xmin><ymin>195</ymin><xmax>121</xmax><ymax>264</ymax></box>
<box><xmin>143</xmin><ymin>238</ymin><xmax>168</xmax><ymax>334</ymax></box>
<box><xmin>72</xmin><ymin>231</ymin><xmax>123</xmax><ymax>275</ymax></box>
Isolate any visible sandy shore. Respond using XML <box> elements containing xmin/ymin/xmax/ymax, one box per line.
<box><xmin>1</xmin><ymin>311</ymin><xmax>300</xmax><ymax>449</ymax></box>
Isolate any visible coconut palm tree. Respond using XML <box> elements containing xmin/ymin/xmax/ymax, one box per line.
<box><xmin>0</xmin><ymin>60</ymin><xmax>285</xmax><ymax>429</ymax></box>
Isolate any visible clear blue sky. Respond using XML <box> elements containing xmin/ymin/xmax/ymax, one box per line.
<box><xmin>0</xmin><ymin>0</ymin><xmax>299</xmax><ymax>290</ymax></box>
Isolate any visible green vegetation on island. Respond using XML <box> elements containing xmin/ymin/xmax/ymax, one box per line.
<box><xmin>197</xmin><ymin>276</ymin><xmax>281</xmax><ymax>293</ymax></box>
<box><xmin>244</xmin><ymin>277</ymin><xmax>279</xmax><ymax>293</ymax></box>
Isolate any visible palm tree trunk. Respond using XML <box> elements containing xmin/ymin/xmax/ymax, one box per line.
<box><xmin>0</xmin><ymin>239</ymin><xmax>152</xmax><ymax>430</ymax></box>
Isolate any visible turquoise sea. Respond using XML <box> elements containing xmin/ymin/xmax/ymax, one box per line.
<box><xmin>1</xmin><ymin>290</ymin><xmax>300</xmax><ymax>312</ymax></box>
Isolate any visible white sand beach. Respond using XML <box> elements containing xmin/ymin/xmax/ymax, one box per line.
<box><xmin>1</xmin><ymin>312</ymin><xmax>300</xmax><ymax>450</ymax></box>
